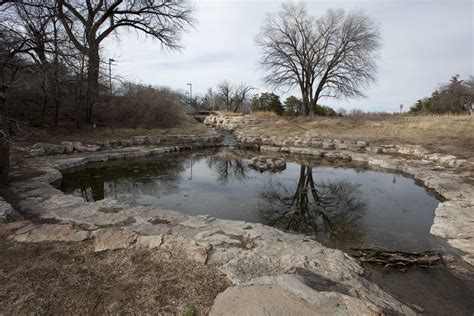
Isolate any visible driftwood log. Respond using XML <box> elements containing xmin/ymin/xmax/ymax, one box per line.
<box><xmin>350</xmin><ymin>248</ymin><xmax>442</xmax><ymax>270</ymax></box>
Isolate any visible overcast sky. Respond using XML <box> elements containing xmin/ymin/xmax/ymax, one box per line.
<box><xmin>104</xmin><ymin>0</ymin><xmax>473</xmax><ymax>112</ymax></box>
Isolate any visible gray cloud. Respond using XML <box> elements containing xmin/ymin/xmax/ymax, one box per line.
<box><xmin>104</xmin><ymin>0</ymin><xmax>473</xmax><ymax>112</ymax></box>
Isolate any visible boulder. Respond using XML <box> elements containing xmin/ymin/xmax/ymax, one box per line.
<box><xmin>209</xmin><ymin>284</ymin><xmax>371</xmax><ymax>316</ymax></box>
<box><xmin>322</xmin><ymin>141</ymin><xmax>335</xmax><ymax>150</ymax></box>
<box><xmin>31</xmin><ymin>143</ymin><xmax>65</xmax><ymax>156</ymax></box>
<box><xmin>0</xmin><ymin>197</ymin><xmax>22</xmax><ymax>222</ymax></box>
<box><xmin>61</xmin><ymin>141</ymin><xmax>74</xmax><ymax>153</ymax></box>
<box><xmin>73</xmin><ymin>142</ymin><xmax>101</xmax><ymax>153</ymax></box>
<box><xmin>92</xmin><ymin>228</ymin><xmax>137</xmax><ymax>251</ymax></box>
<box><xmin>249</xmin><ymin>156</ymin><xmax>286</xmax><ymax>172</ymax></box>
<box><xmin>160</xmin><ymin>234</ymin><xmax>210</xmax><ymax>264</ymax></box>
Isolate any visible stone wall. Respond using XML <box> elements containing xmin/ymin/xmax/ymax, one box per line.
<box><xmin>6</xmin><ymin>143</ymin><xmax>415</xmax><ymax>314</ymax></box>
<box><xmin>27</xmin><ymin>133</ymin><xmax>223</xmax><ymax>157</ymax></box>
<box><xmin>204</xmin><ymin>114</ymin><xmax>474</xmax><ymax>265</ymax></box>
<box><xmin>204</xmin><ymin>114</ymin><xmax>262</xmax><ymax>131</ymax></box>
<box><xmin>2</xmin><ymin>125</ymin><xmax>473</xmax><ymax>314</ymax></box>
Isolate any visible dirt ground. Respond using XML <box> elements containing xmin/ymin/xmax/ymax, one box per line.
<box><xmin>0</xmin><ymin>228</ymin><xmax>230</xmax><ymax>315</ymax></box>
<box><xmin>250</xmin><ymin>113</ymin><xmax>474</xmax><ymax>160</ymax></box>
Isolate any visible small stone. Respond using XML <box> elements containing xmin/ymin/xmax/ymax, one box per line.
<box><xmin>61</xmin><ymin>141</ymin><xmax>74</xmax><ymax>153</ymax></box>
<box><xmin>322</xmin><ymin>141</ymin><xmax>335</xmax><ymax>149</ymax></box>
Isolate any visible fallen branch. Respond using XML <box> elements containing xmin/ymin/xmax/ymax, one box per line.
<box><xmin>350</xmin><ymin>248</ymin><xmax>442</xmax><ymax>270</ymax></box>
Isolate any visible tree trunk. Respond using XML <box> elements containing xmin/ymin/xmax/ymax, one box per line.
<box><xmin>86</xmin><ymin>47</ymin><xmax>100</xmax><ymax>124</ymax></box>
<box><xmin>53</xmin><ymin>76</ymin><xmax>60</xmax><ymax>125</ymax></box>
<box><xmin>302</xmin><ymin>94</ymin><xmax>311</xmax><ymax>116</ymax></box>
<box><xmin>0</xmin><ymin>96</ymin><xmax>8</xmax><ymax>183</ymax></box>
<box><xmin>53</xmin><ymin>19</ymin><xmax>61</xmax><ymax>125</ymax></box>
<box><xmin>41</xmin><ymin>74</ymin><xmax>48</xmax><ymax>117</ymax></box>
<box><xmin>0</xmin><ymin>130</ymin><xmax>9</xmax><ymax>183</ymax></box>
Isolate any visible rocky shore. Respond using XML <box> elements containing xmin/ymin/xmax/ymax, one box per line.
<box><xmin>205</xmin><ymin>114</ymin><xmax>474</xmax><ymax>267</ymax></box>
<box><xmin>1</xmin><ymin>116</ymin><xmax>473</xmax><ymax>314</ymax></box>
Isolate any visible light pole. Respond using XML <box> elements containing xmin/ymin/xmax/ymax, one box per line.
<box><xmin>108</xmin><ymin>58</ymin><xmax>116</xmax><ymax>94</ymax></box>
<box><xmin>186</xmin><ymin>83</ymin><xmax>192</xmax><ymax>107</ymax></box>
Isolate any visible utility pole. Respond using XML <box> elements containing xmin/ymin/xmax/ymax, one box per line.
<box><xmin>108</xmin><ymin>58</ymin><xmax>116</xmax><ymax>94</ymax></box>
<box><xmin>187</xmin><ymin>83</ymin><xmax>192</xmax><ymax>107</ymax></box>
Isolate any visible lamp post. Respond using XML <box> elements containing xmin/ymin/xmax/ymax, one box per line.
<box><xmin>186</xmin><ymin>83</ymin><xmax>192</xmax><ymax>107</ymax></box>
<box><xmin>108</xmin><ymin>58</ymin><xmax>116</xmax><ymax>94</ymax></box>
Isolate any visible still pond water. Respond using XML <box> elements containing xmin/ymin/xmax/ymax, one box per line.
<box><xmin>59</xmin><ymin>149</ymin><xmax>473</xmax><ymax>314</ymax></box>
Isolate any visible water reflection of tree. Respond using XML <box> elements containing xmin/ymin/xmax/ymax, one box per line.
<box><xmin>62</xmin><ymin>156</ymin><xmax>188</xmax><ymax>201</ymax></box>
<box><xmin>206</xmin><ymin>152</ymin><xmax>249</xmax><ymax>184</ymax></box>
<box><xmin>258</xmin><ymin>166</ymin><xmax>366</xmax><ymax>244</ymax></box>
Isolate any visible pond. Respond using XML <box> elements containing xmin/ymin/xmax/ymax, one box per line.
<box><xmin>58</xmin><ymin>148</ymin><xmax>474</xmax><ymax>314</ymax></box>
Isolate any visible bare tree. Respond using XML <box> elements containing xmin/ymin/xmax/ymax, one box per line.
<box><xmin>1</xmin><ymin>1</ymin><xmax>89</xmax><ymax>125</ymax></box>
<box><xmin>12</xmin><ymin>1</ymin><xmax>65</xmax><ymax>123</ymax></box>
<box><xmin>255</xmin><ymin>2</ymin><xmax>381</xmax><ymax>116</ymax></box>
<box><xmin>0</xmin><ymin>16</ymin><xmax>32</xmax><ymax>182</ymax></box>
<box><xmin>56</xmin><ymin>0</ymin><xmax>195</xmax><ymax>123</ymax></box>
<box><xmin>216</xmin><ymin>80</ymin><xmax>254</xmax><ymax>112</ymax></box>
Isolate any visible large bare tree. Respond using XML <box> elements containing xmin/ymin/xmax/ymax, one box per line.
<box><xmin>56</xmin><ymin>0</ymin><xmax>195</xmax><ymax>123</ymax></box>
<box><xmin>255</xmin><ymin>2</ymin><xmax>381</xmax><ymax>116</ymax></box>
<box><xmin>216</xmin><ymin>80</ymin><xmax>253</xmax><ymax>113</ymax></box>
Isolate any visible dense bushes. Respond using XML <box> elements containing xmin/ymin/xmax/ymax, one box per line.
<box><xmin>96</xmin><ymin>84</ymin><xmax>186</xmax><ymax>129</ymax></box>
<box><xmin>250</xmin><ymin>93</ymin><xmax>284</xmax><ymax>115</ymax></box>
<box><xmin>410</xmin><ymin>75</ymin><xmax>473</xmax><ymax>114</ymax></box>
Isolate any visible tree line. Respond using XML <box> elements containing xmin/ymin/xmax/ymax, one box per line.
<box><xmin>409</xmin><ymin>75</ymin><xmax>473</xmax><ymax>115</ymax></box>
<box><xmin>0</xmin><ymin>0</ymin><xmax>195</xmax><ymax>129</ymax></box>
<box><xmin>194</xmin><ymin>84</ymin><xmax>339</xmax><ymax>117</ymax></box>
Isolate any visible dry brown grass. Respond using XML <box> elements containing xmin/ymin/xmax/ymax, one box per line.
<box><xmin>252</xmin><ymin>111</ymin><xmax>280</xmax><ymax>119</ymax></box>
<box><xmin>0</xmin><ymin>234</ymin><xmax>230</xmax><ymax>315</ymax></box>
<box><xmin>214</xmin><ymin>111</ymin><xmax>243</xmax><ymax>116</ymax></box>
<box><xmin>247</xmin><ymin>115</ymin><xmax>474</xmax><ymax>159</ymax></box>
<box><xmin>15</xmin><ymin>121</ymin><xmax>215</xmax><ymax>147</ymax></box>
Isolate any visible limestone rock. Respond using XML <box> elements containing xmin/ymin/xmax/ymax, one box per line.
<box><xmin>324</xmin><ymin>292</ymin><xmax>383</xmax><ymax>315</ymax></box>
<box><xmin>92</xmin><ymin>228</ymin><xmax>137</xmax><ymax>251</ymax></box>
<box><xmin>60</xmin><ymin>141</ymin><xmax>74</xmax><ymax>153</ymax></box>
<box><xmin>210</xmin><ymin>284</ymin><xmax>349</xmax><ymax>316</ymax></box>
<box><xmin>136</xmin><ymin>234</ymin><xmax>163</xmax><ymax>249</ymax></box>
<box><xmin>73</xmin><ymin>142</ymin><xmax>101</xmax><ymax>153</ymax></box>
<box><xmin>249</xmin><ymin>156</ymin><xmax>286</xmax><ymax>172</ymax></box>
<box><xmin>31</xmin><ymin>143</ymin><xmax>65</xmax><ymax>156</ymax></box>
<box><xmin>0</xmin><ymin>220</ymin><xmax>31</xmax><ymax>233</ymax></box>
<box><xmin>322</xmin><ymin>141</ymin><xmax>335</xmax><ymax>149</ymax></box>
<box><xmin>160</xmin><ymin>234</ymin><xmax>210</xmax><ymax>264</ymax></box>
<box><xmin>14</xmin><ymin>224</ymin><xmax>89</xmax><ymax>243</ymax></box>
<box><xmin>0</xmin><ymin>197</ymin><xmax>22</xmax><ymax>222</ymax></box>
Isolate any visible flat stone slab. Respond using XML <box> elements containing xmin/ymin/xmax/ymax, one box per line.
<box><xmin>210</xmin><ymin>284</ymin><xmax>326</xmax><ymax>316</ymax></box>
<box><xmin>14</xmin><ymin>224</ymin><xmax>90</xmax><ymax>243</ymax></box>
<box><xmin>210</xmin><ymin>284</ymin><xmax>382</xmax><ymax>316</ymax></box>
<box><xmin>92</xmin><ymin>228</ymin><xmax>137</xmax><ymax>251</ymax></box>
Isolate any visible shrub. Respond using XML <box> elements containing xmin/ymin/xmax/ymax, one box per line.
<box><xmin>250</xmin><ymin>92</ymin><xmax>284</xmax><ymax>115</ymax></box>
<box><xmin>96</xmin><ymin>84</ymin><xmax>186</xmax><ymax>129</ymax></box>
